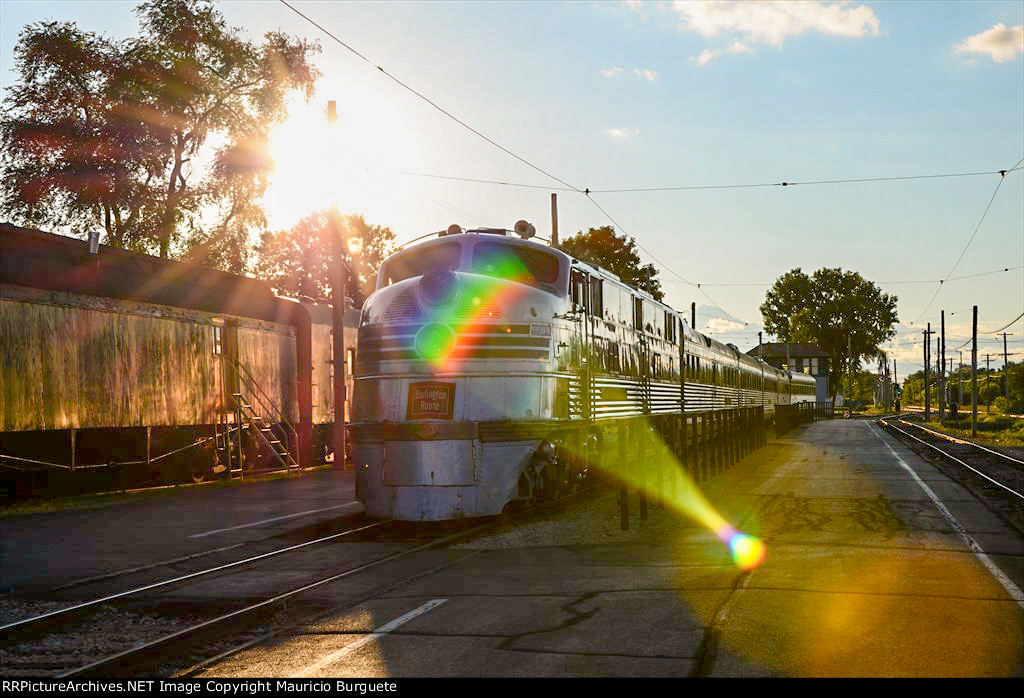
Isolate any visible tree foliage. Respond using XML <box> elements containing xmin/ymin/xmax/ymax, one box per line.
<box><xmin>760</xmin><ymin>268</ymin><xmax>898</xmax><ymax>396</ymax></box>
<box><xmin>558</xmin><ymin>225</ymin><xmax>663</xmax><ymax>301</ymax></box>
<box><xmin>254</xmin><ymin>210</ymin><xmax>397</xmax><ymax>306</ymax></box>
<box><xmin>0</xmin><ymin>0</ymin><xmax>319</xmax><ymax>263</ymax></box>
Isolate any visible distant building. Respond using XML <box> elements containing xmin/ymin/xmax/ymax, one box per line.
<box><xmin>747</xmin><ymin>343</ymin><xmax>831</xmax><ymax>402</ymax></box>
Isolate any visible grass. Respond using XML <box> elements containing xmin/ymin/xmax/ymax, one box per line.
<box><xmin>918</xmin><ymin>416</ymin><xmax>1024</xmax><ymax>450</ymax></box>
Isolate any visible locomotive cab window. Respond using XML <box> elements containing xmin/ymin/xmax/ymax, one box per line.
<box><xmin>381</xmin><ymin>242</ymin><xmax>461</xmax><ymax>286</ymax></box>
<box><xmin>473</xmin><ymin>241</ymin><xmax>560</xmax><ymax>290</ymax></box>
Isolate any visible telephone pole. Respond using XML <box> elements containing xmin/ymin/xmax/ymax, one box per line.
<box><xmin>923</xmin><ymin>324</ymin><xmax>932</xmax><ymax>419</ymax></box>
<box><xmin>971</xmin><ymin>305</ymin><xmax>978</xmax><ymax>437</ymax></box>
<box><xmin>939</xmin><ymin>310</ymin><xmax>946</xmax><ymax>418</ymax></box>
<box><xmin>550</xmin><ymin>193</ymin><xmax>559</xmax><ymax>247</ymax></box>
<box><xmin>985</xmin><ymin>354</ymin><xmax>991</xmax><ymax>413</ymax></box>
<box><xmin>958</xmin><ymin>350</ymin><xmax>964</xmax><ymax>404</ymax></box>
<box><xmin>1003</xmin><ymin>332</ymin><xmax>1011</xmax><ymax>398</ymax></box>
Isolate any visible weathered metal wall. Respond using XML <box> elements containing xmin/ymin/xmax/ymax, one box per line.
<box><xmin>0</xmin><ymin>284</ymin><xmax>298</xmax><ymax>432</ymax></box>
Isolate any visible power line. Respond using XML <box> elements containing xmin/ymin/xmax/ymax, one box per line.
<box><xmin>279</xmin><ymin>0</ymin><xmax>581</xmax><ymax>194</ymax></box>
<box><xmin>991</xmin><ymin>311</ymin><xmax>1024</xmax><ymax>334</ymax></box>
<box><xmin>665</xmin><ymin>264</ymin><xmax>1021</xmax><ymax>290</ymax></box>
<box><xmin>588</xmin><ymin>169</ymin><xmax>1015</xmax><ymax>194</ymax></box>
<box><xmin>913</xmin><ymin>159</ymin><xmax>1023</xmax><ymax>323</ymax></box>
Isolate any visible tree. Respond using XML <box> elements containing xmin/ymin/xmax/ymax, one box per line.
<box><xmin>558</xmin><ymin>225</ymin><xmax>663</xmax><ymax>301</ymax></box>
<box><xmin>760</xmin><ymin>268</ymin><xmax>898</xmax><ymax>397</ymax></box>
<box><xmin>0</xmin><ymin>0</ymin><xmax>320</xmax><ymax>262</ymax></box>
<box><xmin>254</xmin><ymin>210</ymin><xmax>397</xmax><ymax>306</ymax></box>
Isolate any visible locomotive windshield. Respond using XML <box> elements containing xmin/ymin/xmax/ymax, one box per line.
<box><xmin>471</xmin><ymin>241</ymin><xmax>560</xmax><ymax>289</ymax></box>
<box><xmin>381</xmin><ymin>242</ymin><xmax>461</xmax><ymax>285</ymax></box>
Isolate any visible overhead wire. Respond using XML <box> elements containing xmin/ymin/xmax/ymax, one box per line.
<box><xmin>587</xmin><ymin>169</ymin><xmax>1013</xmax><ymax>194</ymax></box>
<box><xmin>912</xmin><ymin>160</ymin><xmax>1024</xmax><ymax>323</ymax></box>
<box><xmin>281</xmin><ymin>0</ymin><xmax>1022</xmax><ymax>335</ymax></box>
<box><xmin>279</xmin><ymin>0</ymin><xmax>581</xmax><ymax>194</ymax></box>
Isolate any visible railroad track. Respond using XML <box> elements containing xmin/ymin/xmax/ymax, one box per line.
<box><xmin>878</xmin><ymin>415</ymin><xmax>1024</xmax><ymax>534</ymax></box>
<box><xmin>0</xmin><ymin>490</ymin><xmax>593</xmax><ymax>678</ymax></box>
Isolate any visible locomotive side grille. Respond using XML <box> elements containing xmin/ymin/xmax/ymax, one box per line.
<box><xmin>382</xmin><ymin>288</ymin><xmax>422</xmax><ymax>322</ymax></box>
<box><xmin>453</xmin><ymin>296</ymin><xmax>502</xmax><ymax>319</ymax></box>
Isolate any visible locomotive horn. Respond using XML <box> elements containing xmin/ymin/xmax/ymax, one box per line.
<box><xmin>514</xmin><ymin>220</ymin><xmax>536</xmax><ymax>239</ymax></box>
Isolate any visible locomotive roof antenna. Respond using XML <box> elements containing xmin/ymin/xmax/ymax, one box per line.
<box><xmin>444</xmin><ymin>224</ymin><xmax>462</xmax><ymax>236</ymax></box>
<box><xmin>514</xmin><ymin>219</ymin><xmax>536</xmax><ymax>240</ymax></box>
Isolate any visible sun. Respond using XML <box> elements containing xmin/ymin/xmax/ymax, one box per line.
<box><xmin>262</xmin><ymin>90</ymin><xmax>415</xmax><ymax>231</ymax></box>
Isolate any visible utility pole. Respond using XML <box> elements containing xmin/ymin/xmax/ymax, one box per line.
<box><xmin>971</xmin><ymin>305</ymin><xmax>978</xmax><ymax>437</ymax></box>
<box><xmin>923</xmin><ymin>324</ymin><xmax>932</xmax><ymax>419</ymax></box>
<box><xmin>328</xmin><ymin>215</ymin><xmax>347</xmax><ymax>468</ymax></box>
<box><xmin>939</xmin><ymin>310</ymin><xmax>946</xmax><ymax>418</ymax></box>
<box><xmin>550</xmin><ymin>193</ymin><xmax>559</xmax><ymax>247</ymax></box>
<box><xmin>958</xmin><ymin>350</ymin><xmax>964</xmax><ymax>404</ymax></box>
<box><xmin>1003</xmin><ymin>332</ymin><xmax>1011</xmax><ymax>398</ymax></box>
<box><xmin>893</xmin><ymin>359</ymin><xmax>899</xmax><ymax>411</ymax></box>
<box><xmin>985</xmin><ymin>353</ymin><xmax>991</xmax><ymax>413</ymax></box>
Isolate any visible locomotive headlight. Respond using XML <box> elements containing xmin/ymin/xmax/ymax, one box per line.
<box><xmin>419</xmin><ymin>269</ymin><xmax>460</xmax><ymax>307</ymax></box>
<box><xmin>415</xmin><ymin>323</ymin><xmax>457</xmax><ymax>360</ymax></box>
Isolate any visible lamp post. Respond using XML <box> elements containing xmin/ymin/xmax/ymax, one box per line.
<box><xmin>329</xmin><ymin>214</ymin><xmax>347</xmax><ymax>468</ymax></box>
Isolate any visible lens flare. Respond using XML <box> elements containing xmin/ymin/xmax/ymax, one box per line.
<box><xmin>723</xmin><ymin>529</ymin><xmax>767</xmax><ymax>570</ymax></box>
<box><xmin>414</xmin><ymin>323</ymin><xmax>456</xmax><ymax>360</ymax></box>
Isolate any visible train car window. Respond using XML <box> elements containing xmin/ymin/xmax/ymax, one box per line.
<box><xmin>570</xmin><ymin>270</ymin><xmax>586</xmax><ymax>311</ymax></box>
<box><xmin>607</xmin><ymin>341</ymin><xmax>620</xmax><ymax>372</ymax></box>
<box><xmin>212</xmin><ymin>325</ymin><xmax>222</xmax><ymax>355</ymax></box>
<box><xmin>472</xmin><ymin>241</ymin><xmax>560</xmax><ymax>287</ymax></box>
<box><xmin>590</xmin><ymin>278</ymin><xmax>603</xmax><ymax>317</ymax></box>
<box><xmin>663</xmin><ymin>312</ymin><xmax>677</xmax><ymax>344</ymax></box>
<box><xmin>633</xmin><ymin>297</ymin><xmax>643</xmax><ymax>330</ymax></box>
<box><xmin>383</xmin><ymin>242</ymin><xmax>461</xmax><ymax>285</ymax></box>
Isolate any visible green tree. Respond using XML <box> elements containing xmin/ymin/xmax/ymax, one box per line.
<box><xmin>0</xmin><ymin>0</ymin><xmax>319</xmax><ymax>263</ymax></box>
<box><xmin>558</xmin><ymin>225</ymin><xmax>663</xmax><ymax>301</ymax></box>
<box><xmin>761</xmin><ymin>268</ymin><xmax>898</xmax><ymax>397</ymax></box>
<box><xmin>254</xmin><ymin>210</ymin><xmax>397</xmax><ymax>306</ymax></box>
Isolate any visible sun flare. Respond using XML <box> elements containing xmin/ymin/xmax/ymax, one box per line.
<box><xmin>262</xmin><ymin>92</ymin><xmax>414</xmax><ymax>231</ymax></box>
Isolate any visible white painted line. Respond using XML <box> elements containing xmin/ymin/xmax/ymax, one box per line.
<box><xmin>867</xmin><ymin>422</ymin><xmax>1024</xmax><ymax>610</ymax></box>
<box><xmin>189</xmin><ymin>502</ymin><xmax>364</xmax><ymax>538</ymax></box>
<box><xmin>296</xmin><ymin>599</ymin><xmax>448</xmax><ymax>677</ymax></box>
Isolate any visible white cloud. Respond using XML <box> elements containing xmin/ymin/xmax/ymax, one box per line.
<box><xmin>600</xmin><ymin>67</ymin><xmax>624</xmax><ymax>78</ymax></box>
<box><xmin>664</xmin><ymin>1</ymin><xmax>880</xmax><ymax>48</ymax></box>
<box><xmin>694</xmin><ymin>39</ymin><xmax>753</xmax><ymax>65</ymax></box>
<box><xmin>954</xmin><ymin>23</ymin><xmax>1024</xmax><ymax>63</ymax></box>
<box><xmin>633</xmin><ymin>67</ymin><xmax>660</xmax><ymax>80</ymax></box>
<box><xmin>706</xmin><ymin>317</ymin><xmax>745</xmax><ymax>334</ymax></box>
<box><xmin>605</xmin><ymin>127</ymin><xmax>640</xmax><ymax>139</ymax></box>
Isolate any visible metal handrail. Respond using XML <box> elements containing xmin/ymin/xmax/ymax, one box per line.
<box><xmin>224</xmin><ymin>355</ymin><xmax>299</xmax><ymax>449</ymax></box>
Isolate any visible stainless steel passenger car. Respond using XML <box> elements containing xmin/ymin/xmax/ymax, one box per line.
<box><xmin>353</xmin><ymin>224</ymin><xmax>816</xmax><ymax>520</ymax></box>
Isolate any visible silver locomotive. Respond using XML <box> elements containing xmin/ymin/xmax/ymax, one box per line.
<box><xmin>353</xmin><ymin>222</ymin><xmax>815</xmax><ymax>520</ymax></box>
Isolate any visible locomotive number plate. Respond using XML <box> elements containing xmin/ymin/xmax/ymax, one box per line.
<box><xmin>407</xmin><ymin>382</ymin><xmax>455</xmax><ymax>420</ymax></box>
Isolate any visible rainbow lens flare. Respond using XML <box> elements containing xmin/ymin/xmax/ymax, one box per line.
<box><xmin>716</xmin><ymin>526</ymin><xmax>766</xmax><ymax>570</ymax></box>
<box><xmin>414</xmin><ymin>323</ymin><xmax>457</xmax><ymax>361</ymax></box>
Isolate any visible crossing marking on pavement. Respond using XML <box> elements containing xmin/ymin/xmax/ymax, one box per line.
<box><xmin>296</xmin><ymin>599</ymin><xmax>449</xmax><ymax>677</ymax></box>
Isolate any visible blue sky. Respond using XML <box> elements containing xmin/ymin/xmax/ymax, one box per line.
<box><xmin>2</xmin><ymin>1</ymin><xmax>1022</xmax><ymax>369</ymax></box>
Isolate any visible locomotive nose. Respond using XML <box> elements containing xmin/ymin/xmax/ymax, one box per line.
<box><xmin>419</xmin><ymin>269</ymin><xmax>460</xmax><ymax>306</ymax></box>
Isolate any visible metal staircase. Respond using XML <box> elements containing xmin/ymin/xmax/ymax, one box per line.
<box><xmin>213</xmin><ymin>355</ymin><xmax>299</xmax><ymax>476</ymax></box>
<box><xmin>232</xmin><ymin>394</ymin><xmax>298</xmax><ymax>470</ymax></box>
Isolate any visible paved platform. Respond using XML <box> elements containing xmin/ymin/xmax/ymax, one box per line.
<box><xmin>0</xmin><ymin>468</ymin><xmax>361</xmax><ymax>593</ymax></box>
<box><xmin>202</xmin><ymin>419</ymin><xmax>1024</xmax><ymax>678</ymax></box>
